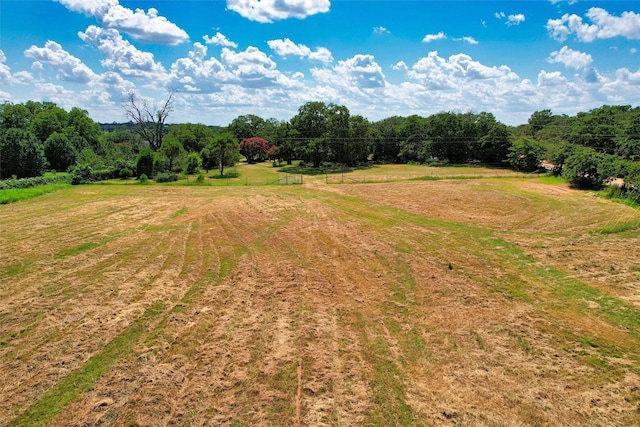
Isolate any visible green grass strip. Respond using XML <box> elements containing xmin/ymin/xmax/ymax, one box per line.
<box><xmin>0</xmin><ymin>183</ymin><xmax>71</xmax><ymax>205</ymax></box>
<box><xmin>8</xmin><ymin>303</ymin><xmax>165</xmax><ymax>427</ymax></box>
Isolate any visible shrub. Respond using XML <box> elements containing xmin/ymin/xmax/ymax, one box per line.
<box><xmin>136</xmin><ymin>148</ymin><xmax>154</xmax><ymax>178</ymax></box>
<box><xmin>186</xmin><ymin>152</ymin><xmax>202</xmax><ymax>174</ymax></box>
<box><xmin>196</xmin><ymin>172</ymin><xmax>205</xmax><ymax>183</ymax></box>
<box><xmin>563</xmin><ymin>149</ymin><xmax>614</xmax><ymax>190</ymax></box>
<box><xmin>138</xmin><ymin>173</ymin><xmax>149</xmax><ymax>184</ymax></box>
<box><xmin>119</xmin><ymin>167</ymin><xmax>133</xmax><ymax>180</ymax></box>
<box><xmin>154</xmin><ymin>171</ymin><xmax>178</xmax><ymax>182</ymax></box>
<box><xmin>69</xmin><ymin>164</ymin><xmax>93</xmax><ymax>185</ymax></box>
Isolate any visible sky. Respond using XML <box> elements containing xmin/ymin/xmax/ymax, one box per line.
<box><xmin>0</xmin><ymin>0</ymin><xmax>639</xmax><ymax>127</ymax></box>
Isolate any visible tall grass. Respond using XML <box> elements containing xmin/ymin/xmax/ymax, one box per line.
<box><xmin>0</xmin><ymin>183</ymin><xmax>71</xmax><ymax>204</ymax></box>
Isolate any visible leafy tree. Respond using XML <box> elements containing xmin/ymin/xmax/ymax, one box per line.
<box><xmin>372</xmin><ymin>116</ymin><xmax>403</xmax><ymax>162</ymax></box>
<box><xmin>527</xmin><ymin>109</ymin><xmax>554</xmax><ymax>136</ymax></box>
<box><xmin>186</xmin><ymin>152</ymin><xmax>202</xmax><ymax>174</ymax></box>
<box><xmin>30</xmin><ymin>106</ymin><xmax>67</xmax><ymax>142</ymax></box>
<box><xmin>397</xmin><ymin>115</ymin><xmax>428</xmax><ymax>163</ymax></box>
<box><xmin>159</xmin><ymin>138</ymin><xmax>184</xmax><ymax>171</ymax></box>
<box><xmin>229</xmin><ymin>114</ymin><xmax>266</xmax><ymax>141</ymax></box>
<box><xmin>0</xmin><ymin>128</ymin><xmax>47</xmax><ymax>178</ymax></box>
<box><xmin>508</xmin><ymin>137</ymin><xmax>544</xmax><ymax>172</ymax></box>
<box><xmin>563</xmin><ymin>148</ymin><xmax>614</xmax><ymax>190</ymax></box>
<box><xmin>208</xmin><ymin>133</ymin><xmax>239</xmax><ymax>176</ymax></box>
<box><xmin>546</xmin><ymin>141</ymin><xmax>575</xmax><ymax>176</ymax></box>
<box><xmin>239</xmin><ymin>136</ymin><xmax>269</xmax><ymax>163</ymax></box>
<box><xmin>136</xmin><ymin>148</ymin><xmax>155</xmax><ymax>178</ymax></box>
<box><xmin>166</xmin><ymin>123</ymin><xmax>214</xmax><ymax>153</ymax></box>
<box><xmin>44</xmin><ymin>132</ymin><xmax>77</xmax><ymax>171</ymax></box>
<box><xmin>272</xmin><ymin>122</ymin><xmax>298</xmax><ymax>165</ymax></box>
<box><xmin>124</xmin><ymin>90</ymin><xmax>175</xmax><ymax>150</ymax></box>
<box><xmin>0</xmin><ymin>103</ymin><xmax>31</xmax><ymax>130</ymax></box>
<box><xmin>291</xmin><ymin>101</ymin><xmax>330</xmax><ymax>167</ymax></box>
<box><xmin>66</xmin><ymin>107</ymin><xmax>102</xmax><ymax>153</ymax></box>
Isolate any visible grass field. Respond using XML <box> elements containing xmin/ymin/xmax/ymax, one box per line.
<box><xmin>1</xmin><ymin>164</ymin><xmax>639</xmax><ymax>426</ymax></box>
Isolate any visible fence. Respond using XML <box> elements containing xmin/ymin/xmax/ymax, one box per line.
<box><xmin>186</xmin><ymin>174</ymin><xmax>304</xmax><ymax>187</ymax></box>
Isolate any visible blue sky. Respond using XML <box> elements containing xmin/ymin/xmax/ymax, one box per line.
<box><xmin>1</xmin><ymin>0</ymin><xmax>639</xmax><ymax>126</ymax></box>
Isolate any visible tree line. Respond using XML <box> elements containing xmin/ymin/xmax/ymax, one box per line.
<box><xmin>1</xmin><ymin>99</ymin><xmax>639</xmax><ymax>196</ymax></box>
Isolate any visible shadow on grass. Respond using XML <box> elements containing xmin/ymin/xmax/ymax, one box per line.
<box><xmin>278</xmin><ymin>163</ymin><xmax>377</xmax><ymax>176</ymax></box>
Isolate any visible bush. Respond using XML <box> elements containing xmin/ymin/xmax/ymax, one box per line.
<box><xmin>138</xmin><ymin>173</ymin><xmax>149</xmax><ymax>184</ymax></box>
<box><xmin>154</xmin><ymin>171</ymin><xmax>178</xmax><ymax>182</ymax></box>
<box><xmin>210</xmin><ymin>169</ymin><xmax>240</xmax><ymax>179</ymax></box>
<box><xmin>0</xmin><ymin>174</ymin><xmax>70</xmax><ymax>190</ymax></box>
<box><xmin>136</xmin><ymin>148</ymin><xmax>154</xmax><ymax>178</ymax></box>
<box><xmin>196</xmin><ymin>172</ymin><xmax>205</xmax><ymax>183</ymax></box>
<box><xmin>186</xmin><ymin>152</ymin><xmax>202</xmax><ymax>174</ymax></box>
<box><xmin>69</xmin><ymin>164</ymin><xmax>93</xmax><ymax>185</ymax></box>
<box><xmin>119</xmin><ymin>167</ymin><xmax>133</xmax><ymax>180</ymax></box>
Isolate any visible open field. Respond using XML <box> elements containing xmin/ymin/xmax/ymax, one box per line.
<box><xmin>1</xmin><ymin>165</ymin><xmax>640</xmax><ymax>426</ymax></box>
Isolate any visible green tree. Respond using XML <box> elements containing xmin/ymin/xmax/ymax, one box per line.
<box><xmin>563</xmin><ymin>148</ymin><xmax>614</xmax><ymax>190</ymax></box>
<box><xmin>166</xmin><ymin>123</ymin><xmax>214</xmax><ymax>153</ymax></box>
<box><xmin>136</xmin><ymin>148</ymin><xmax>155</xmax><ymax>178</ymax></box>
<box><xmin>291</xmin><ymin>101</ymin><xmax>329</xmax><ymax>167</ymax></box>
<box><xmin>0</xmin><ymin>128</ymin><xmax>47</xmax><ymax>178</ymax></box>
<box><xmin>159</xmin><ymin>138</ymin><xmax>185</xmax><ymax>171</ymax></box>
<box><xmin>508</xmin><ymin>137</ymin><xmax>544</xmax><ymax>172</ymax></box>
<box><xmin>208</xmin><ymin>133</ymin><xmax>239</xmax><ymax>176</ymax></box>
<box><xmin>229</xmin><ymin>114</ymin><xmax>266</xmax><ymax>141</ymax></box>
<box><xmin>44</xmin><ymin>132</ymin><xmax>77</xmax><ymax>171</ymax></box>
<box><xmin>186</xmin><ymin>152</ymin><xmax>202</xmax><ymax>174</ymax></box>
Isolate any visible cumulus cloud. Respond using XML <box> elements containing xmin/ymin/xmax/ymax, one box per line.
<box><xmin>268</xmin><ymin>38</ymin><xmax>333</xmax><ymax>63</ymax></box>
<box><xmin>547</xmin><ymin>7</ymin><xmax>640</xmax><ymax>42</ymax></box>
<box><xmin>312</xmin><ymin>54</ymin><xmax>386</xmax><ymax>90</ymax></box>
<box><xmin>226</xmin><ymin>0</ymin><xmax>330</xmax><ymax>23</ymax></box>
<box><xmin>169</xmin><ymin>44</ymin><xmax>303</xmax><ymax>93</ymax></box>
<box><xmin>496</xmin><ymin>12</ymin><xmax>525</xmax><ymax>26</ymax></box>
<box><xmin>55</xmin><ymin>0</ymin><xmax>188</xmax><ymax>45</ymax></box>
<box><xmin>374</xmin><ymin>26</ymin><xmax>390</xmax><ymax>35</ymax></box>
<box><xmin>203</xmin><ymin>32</ymin><xmax>238</xmax><ymax>48</ymax></box>
<box><xmin>547</xmin><ymin>46</ymin><xmax>593</xmax><ymax>69</ymax></box>
<box><xmin>423</xmin><ymin>32</ymin><xmax>447</xmax><ymax>43</ymax></box>
<box><xmin>0</xmin><ymin>50</ymin><xmax>17</xmax><ymax>85</ymax></box>
<box><xmin>24</xmin><ymin>41</ymin><xmax>97</xmax><ymax>83</ymax></box>
<box><xmin>507</xmin><ymin>14</ymin><xmax>526</xmax><ymax>26</ymax></box>
<box><xmin>456</xmin><ymin>36</ymin><xmax>479</xmax><ymax>45</ymax></box>
<box><xmin>79</xmin><ymin>26</ymin><xmax>168</xmax><ymax>81</ymax></box>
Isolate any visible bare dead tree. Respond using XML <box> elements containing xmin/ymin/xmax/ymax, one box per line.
<box><xmin>123</xmin><ymin>90</ymin><xmax>175</xmax><ymax>151</ymax></box>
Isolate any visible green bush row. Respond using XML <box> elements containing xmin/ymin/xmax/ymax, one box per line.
<box><xmin>0</xmin><ymin>174</ymin><xmax>71</xmax><ymax>190</ymax></box>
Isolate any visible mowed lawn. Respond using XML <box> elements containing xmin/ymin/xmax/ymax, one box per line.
<box><xmin>1</xmin><ymin>166</ymin><xmax>640</xmax><ymax>426</ymax></box>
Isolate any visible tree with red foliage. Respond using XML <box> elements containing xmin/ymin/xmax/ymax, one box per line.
<box><xmin>239</xmin><ymin>136</ymin><xmax>270</xmax><ymax>163</ymax></box>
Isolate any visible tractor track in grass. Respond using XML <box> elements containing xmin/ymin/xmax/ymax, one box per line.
<box><xmin>1</xmin><ymin>178</ymin><xmax>640</xmax><ymax>426</ymax></box>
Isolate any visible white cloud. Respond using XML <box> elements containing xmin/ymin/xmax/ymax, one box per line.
<box><xmin>423</xmin><ymin>32</ymin><xmax>447</xmax><ymax>43</ymax></box>
<box><xmin>308</xmin><ymin>47</ymin><xmax>333</xmax><ymax>63</ymax></box>
<box><xmin>507</xmin><ymin>14</ymin><xmax>525</xmax><ymax>26</ymax></box>
<box><xmin>24</xmin><ymin>41</ymin><xmax>97</xmax><ymax>83</ymax></box>
<box><xmin>547</xmin><ymin>7</ymin><xmax>640</xmax><ymax>42</ymax></box>
<box><xmin>374</xmin><ymin>26</ymin><xmax>390</xmax><ymax>35</ymax></box>
<box><xmin>496</xmin><ymin>12</ymin><xmax>525</xmax><ymax>26</ymax></box>
<box><xmin>268</xmin><ymin>38</ymin><xmax>333</xmax><ymax>63</ymax></box>
<box><xmin>0</xmin><ymin>50</ymin><xmax>18</xmax><ymax>85</ymax></box>
<box><xmin>169</xmin><ymin>44</ymin><xmax>303</xmax><ymax>93</ymax></box>
<box><xmin>268</xmin><ymin>38</ymin><xmax>311</xmax><ymax>58</ymax></box>
<box><xmin>631</xmin><ymin>48</ymin><xmax>638</xmax><ymax>54</ymax></box>
<box><xmin>547</xmin><ymin>46</ymin><xmax>593</xmax><ymax>69</ymax></box>
<box><xmin>78</xmin><ymin>26</ymin><xmax>168</xmax><ymax>81</ymax></box>
<box><xmin>203</xmin><ymin>32</ymin><xmax>238</xmax><ymax>48</ymax></box>
<box><xmin>455</xmin><ymin>36</ymin><xmax>479</xmax><ymax>45</ymax></box>
<box><xmin>312</xmin><ymin>54</ymin><xmax>386</xmax><ymax>92</ymax></box>
<box><xmin>226</xmin><ymin>0</ymin><xmax>330</xmax><ymax>23</ymax></box>
<box><xmin>55</xmin><ymin>0</ymin><xmax>188</xmax><ymax>45</ymax></box>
